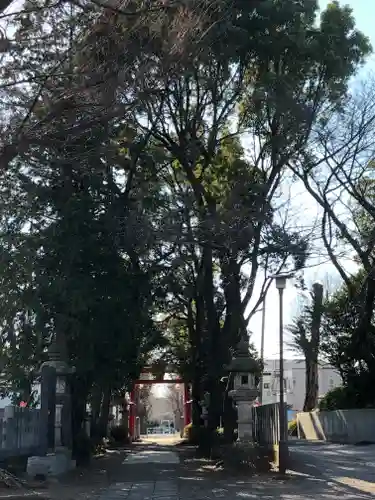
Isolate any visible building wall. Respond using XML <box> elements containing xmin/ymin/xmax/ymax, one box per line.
<box><xmin>261</xmin><ymin>359</ymin><xmax>342</xmax><ymax>411</ymax></box>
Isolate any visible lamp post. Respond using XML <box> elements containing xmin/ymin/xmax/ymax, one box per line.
<box><xmin>272</xmin><ymin>272</ymin><xmax>293</xmax><ymax>475</ymax></box>
<box><xmin>259</xmin><ymin>297</ymin><xmax>266</xmax><ymax>404</ymax></box>
<box><xmin>248</xmin><ymin>300</ymin><xmax>267</xmax><ymax>404</ymax></box>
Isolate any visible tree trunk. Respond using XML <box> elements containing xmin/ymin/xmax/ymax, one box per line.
<box><xmin>71</xmin><ymin>375</ymin><xmax>90</xmax><ymax>458</ymax></box>
<box><xmin>201</xmin><ymin>242</ymin><xmax>222</xmax><ymax>456</ymax></box>
<box><xmin>189</xmin><ymin>290</ymin><xmax>204</xmax><ymax>441</ymax></box>
<box><xmin>303</xmin><ymin>359</ymin><xmax>319</xmax><ymax>411</ymax></box>
<box><xmin>303</xmin><ymin>283</ymin><xmax>324</xmax><ymax>411</ymax></box>
<box><xmin>98</xmin><ymin>386</ymin><xmax>111</xmax><ymax>438</ymax></box>
<box><xmin>90</xmin><ymin>386</ymin><xmax>102</xmax><ymax>438</ymax></box>
<box><xmin>191</xmin><ymin>378</ymin><xmax>202</xmax><ymax>443</ymax></box>
<box><xmin>220</xmin><ymin>257</ymin><xmax>246</xmax><ymax>440</ymax></box>
<box><xmin>223</xmin><ymin>376</ymin><xmax>237</xmax><ymax>442</ymax></box>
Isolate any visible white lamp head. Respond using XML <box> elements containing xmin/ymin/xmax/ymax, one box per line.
<box><xmin>271</xmin><ymin>272</ymin><xmax>294</xmax><ymax>290</ymax></box>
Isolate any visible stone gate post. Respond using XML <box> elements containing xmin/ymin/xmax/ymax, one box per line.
<box><xmin>27</xmin><ymin>335</ymin><xmax>76</xmax><ymax>477</ymax></box>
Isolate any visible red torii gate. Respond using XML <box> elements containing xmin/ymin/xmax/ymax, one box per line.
<box><xmin>128</xmin><ymin>368</ymin><xmax>191</xmax><ymax>439</ymax></box>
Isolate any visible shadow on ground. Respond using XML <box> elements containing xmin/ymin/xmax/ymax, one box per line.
<box><xmin>112</xmin><ymin>441</ymin><xmax>375</xmax><ymax>499</ymax></box>
<box><xmin>16</xmin><ymin>440</ymin><xmax>375</xmax><ymax>499</ymax></box>
<box><xmin>174</xmin><ymin>442</ymin><xmax>375</xmax><ymax>499</ymax></box>
<box><xmin>289</xmin><ymin>440</ymin><xmax>375</xmax><ymax>497</ymax></box>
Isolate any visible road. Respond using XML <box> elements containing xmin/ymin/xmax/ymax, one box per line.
<box><xmin>289</xmin><ymin>440</ymin><xmax>375</xmax><ymax>495</ymax></box>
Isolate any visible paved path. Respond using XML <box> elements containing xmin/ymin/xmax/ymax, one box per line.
<box><xmin>94</xmin><ymin>442</ymin><xmax>375</xmax><ymax>500</ymax></box>
<box><xmin>99</xmin><ymin>481</ymin><xmax>179</xmax><ymax>500</ymax></box>
<box><xmin>123</xmin><ymin>449</ymin><xmax>179</xmax><ymax>464</ymax></box>
<box><xmin>97</xmin><ymin>445</ymin><xmax>180</xmax><ymax>500</ymax></box>
<box><xmin>140</xmin><ymin>435</ymin><xmax>183</xmax><ymax>446</ymax></box>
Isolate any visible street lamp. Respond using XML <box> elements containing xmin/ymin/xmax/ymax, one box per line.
<box><xmin>272</xmin><ymin>272</ymin><xmax>293</xmax><ymax>475</ymax></box>
<box><xmin>259</xmin><ymin>298</ymin><xmax>266</xmax><ymax>404</ymax></box>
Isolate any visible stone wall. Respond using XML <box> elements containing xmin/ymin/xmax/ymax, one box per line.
<box><xmin>297</xmin><ymin>409</ymin><xmax>375</xmax><ymax>444</ymax></box>
<box><xmin>0</xmin><ymin>405</ymin><xmax>43</xmax><ymax>459</ymax></box>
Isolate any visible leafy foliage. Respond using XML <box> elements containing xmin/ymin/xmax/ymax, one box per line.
<box><xmin>319</xmin><ymin>271</ymin><xmax>375</xmax><ymax>408</ymax></box>
<box><xmin>0</xmin><ymin>0</ymin><xmax>371</xmax><ymax>448</ymax></box>
<box><xmin>318</xmin><ymin>386</ymin><xmax>369</xmax><ymax>411</ymax></box>
<box><xmin>288</xmin><ymin>283</ymin><xmax>324</xmax><ymax>411</ymax></box>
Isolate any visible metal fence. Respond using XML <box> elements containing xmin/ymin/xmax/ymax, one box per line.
<box><xmin>0</xmin><ymin>406</ymin><xmax>43</xmax><ymax>460</ymax></box>
<box><xmin>252</xmin><ymin>403</ymin><xmax>287</xmax><ymax>445</ymax></box>
<box><xmin>146</xmin><ymin>427</ymin><xmax>175</xmax><ymax>435</ymax></box>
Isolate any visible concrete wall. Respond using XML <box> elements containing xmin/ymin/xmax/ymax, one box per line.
<box><xmin>297</xmin><ymin>409</ymin><xmax>375</xmax><ymax>444</ymax></box>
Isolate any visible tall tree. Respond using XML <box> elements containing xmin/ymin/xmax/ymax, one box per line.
<box><xmin>0</xmin><ymin>0</ymin><xmax>371</xmax><ymax>453</ymax></box>
<box><xmin>320</xmin><ymin>271</ymin><xmax>375</xmax><ymax>408</ymax></box>
<box><xmin>132</xmin><ymin>0</ymin><xmax>370</xmax><ymax>449</ymax></box>
<box><xmin>288</xmin><ymin>282</ymin><xmax>324</xmax><ymax>411</ymax></box>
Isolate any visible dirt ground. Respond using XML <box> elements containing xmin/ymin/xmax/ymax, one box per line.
<box><xmin>0</xmin><ymin>447</ymin><xmax>130</xmax><ymax>500</ymax></box>
<box><xmin>0</xmin><ymin>439</ymin><xmax>274</xmax><ymax>500</ymax></box>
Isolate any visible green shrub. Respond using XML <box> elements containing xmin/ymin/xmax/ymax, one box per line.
<box><xmin>183</xmin><ymin>423</ymin><xmax>193</xmax><ymax>439</ymax></box>
<box><xmin>318</xmin><ymin>386</ymin><xmax>361</xmax><ymax>411</ymax></box>
<box><xmin>110</xmin><ymin>425</ymin><xmax>130</xmax><ymax>443</ymax></box>
<box><xmin>183</xmin><ymin>423</ymin><xmax>206</xmax><ymax>444</ymax></box>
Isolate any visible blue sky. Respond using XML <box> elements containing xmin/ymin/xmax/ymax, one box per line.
<box><xmin>250</xmin><ymin>0</ymin><xmax>375</xmax><ymax>359</ymax></box>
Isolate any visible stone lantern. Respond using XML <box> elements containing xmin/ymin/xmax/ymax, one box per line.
<box><xmin>226</xmin><ymin>336</ymin><xmax>260</xmax><ymax>442</ymax></box>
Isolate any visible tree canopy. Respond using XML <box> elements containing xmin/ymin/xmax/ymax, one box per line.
<box><xmin>0</xmin><ymin>0</ymin><xmax>372</xmax><ymax>451</ymax></box>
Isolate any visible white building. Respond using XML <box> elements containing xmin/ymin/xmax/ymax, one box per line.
<box><xmin>261</xmin><ymin>358</ymin><xmax>342</xmax><ymax>411</ymax></box>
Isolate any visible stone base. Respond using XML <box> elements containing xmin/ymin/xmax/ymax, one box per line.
<box><xmin>233</xmin><ymin>439</ymin><xmax>255</xmax><ymax>450</ymax></box>
<box><xmin>27</xmin><ymin>448</ymin><xmax>76</xmax><ymax>478</ymax></box>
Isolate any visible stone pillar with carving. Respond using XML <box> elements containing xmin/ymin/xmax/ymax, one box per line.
<box><xmin>27</xmin><ymin>335</ymin><xmax>76</xmax><ymax>478</ymax></box>
<box><xmin>45</xmin><ymin>338</ymin><xmax>75</xmax><ymax>451</ymax></box>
